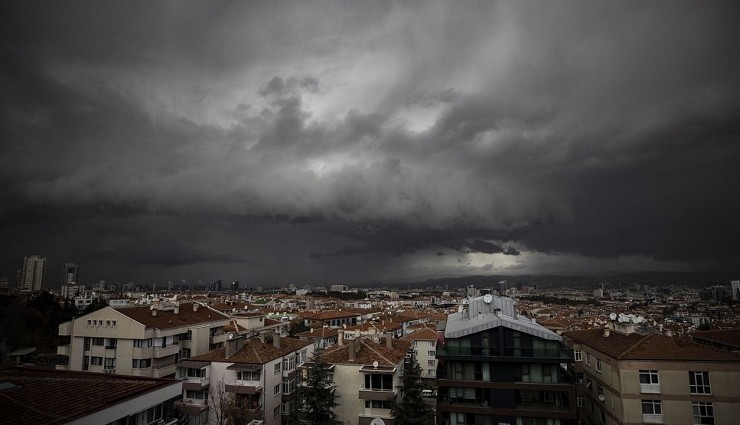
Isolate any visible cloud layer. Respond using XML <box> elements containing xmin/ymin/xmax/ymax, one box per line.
<box><xmin>2</xmin><ymin>1</ymin><xmax>739</xmax><ymax>285</ymax></box>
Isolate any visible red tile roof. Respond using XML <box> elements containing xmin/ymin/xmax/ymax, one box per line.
<box><xmin>400</xmin><ymin>328</ymin><xmax>438</xmax><ymax>341</ymax></box>
<box><xmin>690</xmin><ymin>328</ymin><xmax>740</xmax><ymax>349</ymax></box>
<box><xmin>190</xmin><ymin>336</ymin><xmax>311</xmax><ymax>364</ymax></box>
<box><xmin>564</xmin><ymin>329</ymin><xmax>740</xmax><ymax>361</ymax></box>
<box><xmin>117</xmin><ymin>303</ymin><xmax>229</xmax><ymax>329</ymax></box>
<box><xmin>0</xmin><ymin>367</ymin><xmax>179</xmax><ymax>425</ymax></box>
<box><xmin>322</xmin><ymin>337</ymin><xmax>412</xmax><ymax>366</ymax></box>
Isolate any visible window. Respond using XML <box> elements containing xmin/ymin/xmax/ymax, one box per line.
<box><xmin>597</xmin><ymin>385</ymin><xmax>604</xmax><ymax>399</ymax></box>
<box><xmin>428</xmin><ymin>350</ymin><xmax>435</xmax><ymax>357</ymax></box>
<box><xmin>134</xmin><ymin>338</ymin><xmax>152</xmax><ymax>348</ymax></box>
<box><xmin>273</xmin><ymin>383</ymin><xmax>281</xmax><ymax>396</ymax></box>
<box><xmin>364</xmin><ymin>373</ymin><xmax>393</xmax><ymax>391</ymax></box>
<box><xmin>238</xmin><ymin>370</ymin><xmax>260</xmax><ymax>381</ymax></box>
<box><xmin>596</xmin><ymin>358</ymin><xmax>602</xmax><ymax>373</ymax></box>
<box><xmin>273</xmin><ymin>406</ymin><xmax>281</xmax><ymax>418</ymax></box>
<box><xmin>599</xmin><ymin>407</ymin><xmax>606</xmax><ymax>424</ymax></box>
<box><xmin>283</xmin><ymin>378</ymin><xmax>295</xmax><ymax>394</ymax></box>
<box><xmin>428</xmin><ymin>360</ymin><xmax>436</xmax><ymax>366</ymax></box>
<box><xmin>105</xmin><ymin>338</ymin><xmax>117</xmax><ymax>349</ymax></box>
<box><xmin>274</xmin><ymin>363</ymin><xmax>282</xmax><ymax>375</ymax></box>
<box><xmin>574</xmin><ymin>350</ymin><xmax>582</xmax><ymax>361</ymax></box>
<box><xmin>365</xmin><ymin>400</ymin><xmax>391</xmax><ymax>409</ymax></box>
<box><xmin>689</xmin><ymin>371</ymin><xmax>711</xmax><ymax>394</ymax></box>
<box><xmin>585</xmin><ymin>353</ymin><xmax>591</xmax><ymax>366</ymax></box>
<box><xmin>429</xmin><ymin>341</ymin><xmax>436</xmax><ymax>347</ymax></box>
<box><xmin>87</xmin><ymin>320</ymin><xmax>92</xmax><ymax>327</ymax></box>
<box><xmin>283</xmin><ymin>356</ymin><xmax>296</xmax><ymax>371</ymax></box>
<box><xmin>104</xmin><ymin>358</ymin><xmax>116</xmax><ymax>369</ymax></box>
<box><xmin>84</xmin><ymin>337</ymin><xmax>91</xmax><ymax>351</ymax></box>
<box><xmin>132</xmin><ymin>358</ymin><xmax>151</xmax><ymax>368</ymax></box>
<box><xmin>92</xmin><ymin>337</ymin><xmax>104</xmax><ymax>346</ymax></box>
<box><xmin>577</xmin><ymin>396</ymin><xmax>585</xmax><ymax>407</ymax></box>
<box><xmin>642</xmin><ymin>400</ymin><xmax>664</xmax><ymax>424</ymax></box>
<box><xmin>639</xmin><ymin>370</ymin><xmax>661</xmax><ymax>393</ymax></box>
<box><xmin>83</xmin><ymin>355</ymin><xmax>89</xmax><ymax>371</ymax></box>
<box><xmin>692</xmin><ymin>401</ymin><xmax>714</xmax><ymax>425</ymax></box>
<box><xmin>186</xmin><ymin>390</ymin><xmax>207</xmax><ymax>400</ymax></box>
<box><xmin>91</xmin><ymin>356</ymin><xmax>103</xmax><ymax>366</ymax></box>
<box><xmin>186</xmin><ymin>367</ymin><xmax>205</xmax><ymax>378</ymax></box>
<box><xmin>576</xmin><ymin>372</ymin><xmax>584</xmax><ymax>384</ymax></box>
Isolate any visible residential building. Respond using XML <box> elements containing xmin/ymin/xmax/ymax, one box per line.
<box><xmin>299</xmin><ymin>310</ymin><xmax>361</xmax><ymax>328</ymax></box>
<box><xmin>436</xmin><ymin>294</ymin><xmax>576</xmax><ymax>425</ymax></box>
<box><xmin>57</xmin><ymin>301</ymin><xmax>230</xmax><ymax>378</ymax></box>
<box><xmin>731</xmin><ymin>280</ymin><xmax>740</xmax><ymax>302</ymax></box>
<box><xmin>401</xmin><ymin>327</ymin><xmax>439</xmax><ymax>379</ymax></box>
<box><xmin>564</xmin><ymin>323</ymin><xmax>740</xmax><ymax>425</ymax></box>
<box><xmin>318</xmin><ymin>333</ymin><xmax>412</xmax><ymax>425</ymax></box>
<box><xmin>20</xmin><ymin>254</ymin><xmax>46</xmax><ymax>291</ymax></box>
<box><xmin>295</xmin><ymin>326</ymin><xmax>340</xmax><ymax>348</ymax></box>
<box><xmin>176</xmin><ymin>332</ymin><xmax>313</xmax><ymax>425</ymax></box>
<box><xmin>0</xmin><ymin>366</ymin><xmax>182</xmax><ymax>425</ymax></box>
<box><xmin>690</xmin><ymin>328</ymin><xmax>740</xmax><ymax>352</ymax></box>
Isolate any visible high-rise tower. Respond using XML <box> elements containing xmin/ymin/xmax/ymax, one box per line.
<box><xmin>21</xmin><ymin>255</ymin><xmax>47</xmax><ymax>291</ymax></box>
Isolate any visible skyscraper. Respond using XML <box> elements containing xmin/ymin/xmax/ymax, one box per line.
<box><xmin>62</xmin><ymin>262</ymin><xmax>79</xmax><ymax>286</ymax></box>
<box><xmin>732</xmin><ymin>280</ymin><xmax>740</xmax><ymax>301</ymax></box>
<box><xmin>20</xmin><ymin>255</ymin><xmax>46</xmax><ymax>291</ymax></box>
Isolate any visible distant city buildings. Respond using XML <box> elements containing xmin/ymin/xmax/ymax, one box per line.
<box><xmin>19</xmin><ymin>255</ymin><xmax>46</xmax><ymax>291</ymax></box>
<box><xmin>732</xmin><ymin>280</ymin><xmax>740</xmax><ymax>301</ymax></box>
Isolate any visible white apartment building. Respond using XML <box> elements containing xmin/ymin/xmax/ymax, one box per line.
<box><xmin>401</xmin><ymin>327</ymin><xmax>439</xmax><ymax>379</ymax></box>
<box><xmin>319</xmin><ymin>334</ymin><xmax>412</xmax><ymax>425</ymax></box>
<box><xmin>175</xmin><ymin>332</ymin><xmax>313</xmax><ymax>425</ymax></box>
<box><xmin>57</xmin><ymin>301</ymin><xmax>230</xmax><ymax>378</ymax></box>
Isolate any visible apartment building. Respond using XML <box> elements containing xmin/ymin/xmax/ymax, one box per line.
<box><xmin>318</xmin><ymin>333</ymin><xmax>412</xmax><ymax>425</ymax></box>
<box><xmin>563</xmin><ymin>323</ymin><xmax>740</xmax><ymax>425</ymax></box>
<box><xmin>175</xmin><ymin>332</ymin><xmax>313</xmax><ymax>425</ymax></box>
<box><xmin>295</xmin><ymin>326</ymin><xmax>340</xmax><ymax>348</ymax></box>
<box><xmin>299</xmin><ymin>310</ymin><xmax>362</xmax><ymax>328</ymax></box>
<box><xmin>401</xmin><ymin>327</ymin><xmax>439</xmax><ymax>379</ymax></box>
<box><xmin>57</xmin><ymin>301</ymin><xmax>230</xmax><ymax>378</ymax></box>
<box><xmin>436</xmin><ymin>294</ymin><xmax>577</xmax><ymax>425</ymax></box>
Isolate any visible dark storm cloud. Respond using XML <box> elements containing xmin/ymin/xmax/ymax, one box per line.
<box><xmin>1</xmin><ymin>0</ymin><xmax>739</xmax><ymax>284</ymax></box>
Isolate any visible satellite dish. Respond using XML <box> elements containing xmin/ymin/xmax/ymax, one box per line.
<box><xmin>372</xmin><ymin>360</ymin><xmax>379</xmax><ymax>368</ymax></box>
<box><xmin>483</xmin><ymin>294</ymin><xmax>493</xmax><ymax>304</ymax></box>
<box><xmin>228</xmin><ymin>333</ymin><xmax>235</xmax><ymax>340</ymax></box>
<box><xmin>609</xmin><ymin>313</ymin><xmax>617</xmax><ymax>321</ymax></box>
<box><xmin>598</xmin><ymin>394</ymin><xmax>605</xmax><ymax>402</ymax></box>
<box><xmin>369</xmin><ymin>419</ymin><xmax>386</xmax><ymax>425</ymax></box>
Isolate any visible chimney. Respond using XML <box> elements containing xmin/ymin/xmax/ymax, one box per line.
<box><xmin>152</xmin><ymin>309</ymin><xmax>157</xmax><ymax>317</ymax></box>
<box><xmin>225</xmin><ymin>335</ymin><xmax>244</xmax><ymax>359</ymax></box>
<box><xmin>338</xmin><ymin>330</ymin><xmax>344</xmax><ymax>346</ymax></box>
<box><xmin>174</xmin><ymin>303</ymin><xmax>180</xmax><ymax>315</ymax></box>
<box><xmin>603</xmin><ymin>329</ymin><xmax>610</xmax><ymax>337</ymax></box>
<box><xmin>193</xmin><ymin>303</ymin><xmax>199</xmax><ymax>312</ymax></box>
<box><xmin>385</xmin><ymin>332</ymin><xmax>393</xmax><ymax>348</ymax></box>
<box><xmin>259</xmin><ymin>332</ymin><xmax>265</xmax><ymax>344</ymax></box>
<box><xmin>273</xmin><ymin>332</ymin><xmax>281</xmax><ymax>349</ymax></box>
<box><xmin>349</xmin><ymin>337</ymin><xmax>359</xmax><ymax>361</ymax></box>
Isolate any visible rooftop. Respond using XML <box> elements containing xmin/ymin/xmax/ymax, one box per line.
<box><xmin>190</xmin><ymin>336</ymin><xmax>311</xmax><ymax>365</ymax></box>
<box><xmin>0</xmin><ymin>367</ymin><xmax>180</xmax><ymax>425</ymax></box>
<box><xmin>116</xmin><ymin>303</ymin><xmax>229</xmax><ymax>329</ymax></box>
<box><xmin>323</xmin><ymin>337</ymin><xmax>412</xmax><ymax>366</ymax></box>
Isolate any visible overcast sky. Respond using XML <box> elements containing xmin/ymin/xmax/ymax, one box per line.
<box><xmin>2</xmin><ymin>1</ymin><xmax>739</xmax><ymax>287</ymax></box>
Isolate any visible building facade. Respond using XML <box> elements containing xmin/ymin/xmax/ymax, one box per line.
<box><xmin>564</xmin><ymin>324</ymin><xmax>740</xmax><ymax>425</ymax></box>
<box><xmin>20</xmin><ymin>255</ymin><xmax>46</xmax><ymax>291</ymax></box>
<box><xmin>57</xmin><ymin>301</ymin><xmax>230</xmax><ymax>378</ymax></box>
<box><xmin>176</xmin><ymin>332</ymin><xmax>313</xmax><ymax>425</ymax></box>
<box><xmin>437</xmin><ymin>295</ymin><xmax>577</xmax><ymax>425</ymax></box>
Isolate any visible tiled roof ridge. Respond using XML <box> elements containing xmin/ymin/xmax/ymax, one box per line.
<box><xmin>618</xmin><ymin>332</ymin><xmax>653</xmax><ymax>359</ymax></box>
<box><xmin>360</xmin><ymin>339</ymin><xmax>394</xmax><ymax>365</ymax></box>
<box><xmin>248</xmin><ymin>338</ymin><xmax>265</xmax><ymax>363</ymax></box>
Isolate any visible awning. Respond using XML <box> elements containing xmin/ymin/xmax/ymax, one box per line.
<box><xmin>178</xmin><ymin>360</ymin><xmax>210</xmax><ymax>368</ymax></box>
<box><xmin>227</xmin><ymin>364</ymin><xmax>262</xmax><ymax>371</ymax></box>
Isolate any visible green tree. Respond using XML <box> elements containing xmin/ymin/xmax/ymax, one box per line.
<box><xmin>288</xmin><ymin>318</ymin><xmax>310</xmax><ymax>337</ymax></box>
<box><xmin>293</xmin><ymin>346</ymin><xmax>341</xmax><ymax>425</ymax></box>
<box><xmin>391</xmin><ymin>352</ymin><xmax>435</xmax><ymax>425</ymax></box>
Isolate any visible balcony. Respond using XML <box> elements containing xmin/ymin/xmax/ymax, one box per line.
<box><xmin>640</xmin><ymin>383</ymin><xmax>661</xmax><ymax>394</ymax></box>
<box><xmin>153</xmin><ymin>363</ymin><xmax>176</xmax><ymax>378</ymax></box>
<box><xmin>182</xmin><ymin>376</ymin><xmax>210</xmax><ymax>391</ymax></box>
<box><xmin>358</xmin><ymin>388</ymin><xmax>396</xmax><ymax>401</ymax></box>
<box><xmin>175</xmin><ymin>399</ymin><xmax>208</xmax><ymax>416</ymax></box>
<box><xmin>133</xmin><ymin>346</ymin><xmax>153</xmax><ymax>358</ymax></box>
<box><xmin>153</xmin><ymin>344</ymin><xmax>179</xmax><ymax>358</ymax></box>
<box><xmin>225</xmin><ymin>379</ymin><xmax>263</xmax><ymax>394</ymax></box>
<box><xmin>437</xmin><ymin>345</ymin><xmax>573</xmax><ymax>360</ymax></box>
<box><xmin>642</xmin><ymin>414</ymin><xmax>664</xmax><ymax>424</ymax></box>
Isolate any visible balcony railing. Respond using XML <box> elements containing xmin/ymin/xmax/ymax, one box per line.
<box><xmin>437</xmin><ymin>346</ymin><xmax>573</xmax><ymax>359</ymax></box>
<box><xmin>640</xmin><ymin>383</ymin><xmax>661</xmax><ymax>394</ymax></box>
<box><xmin>153</xmin><ymin>344</ymin><xmax>180</xmax><ymax>358</ymax></box>
<box><xmin>225</xmin><ymin>379</ymin><xmax>263</xmax><ymax>394</ymax></box>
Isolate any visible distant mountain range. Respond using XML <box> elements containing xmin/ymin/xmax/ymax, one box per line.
<box><xmin>380</xmin><ymin>271</ymin><xmax>740</xmax><ymax>290</ymax></box>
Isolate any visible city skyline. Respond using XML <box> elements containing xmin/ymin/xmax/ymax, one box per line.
<box><xmin>2</xmin><ymin>1</ymin><xmax>739</xmax><ymax>286</ymax></box>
